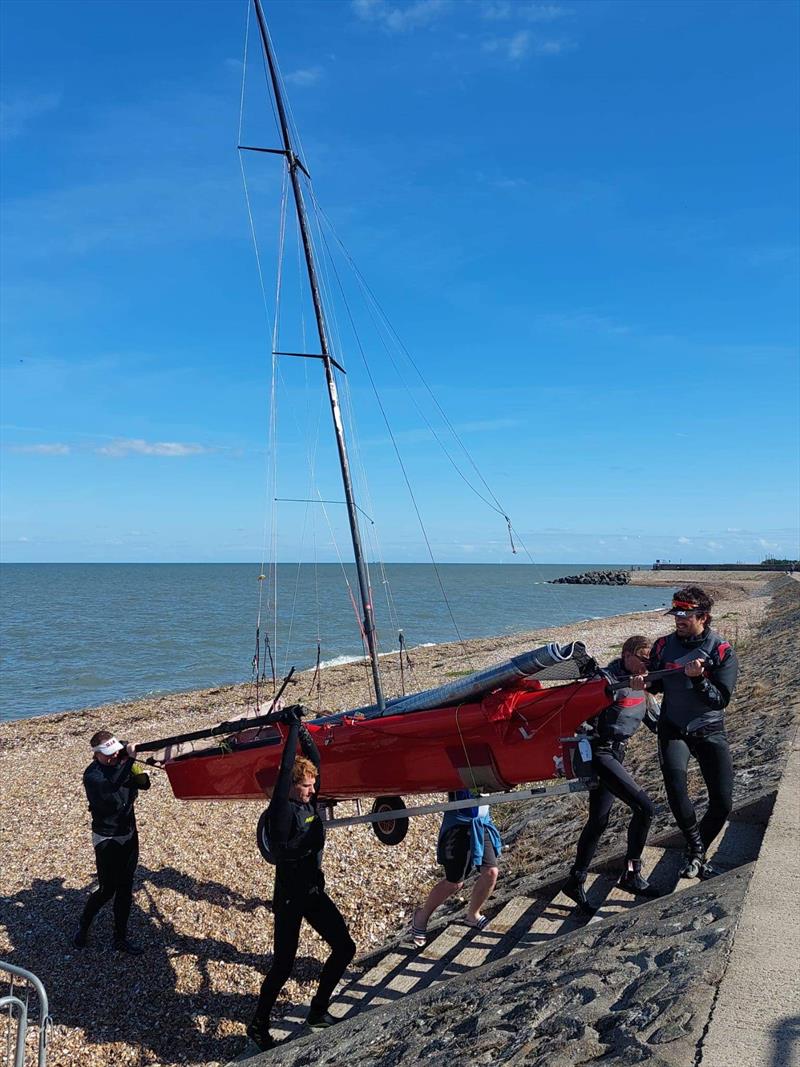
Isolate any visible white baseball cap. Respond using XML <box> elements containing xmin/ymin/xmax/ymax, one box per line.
<box><xmin>93</xmin><ymin>737</ymin><xmax>124</xmax><ymax>756</ymax></box>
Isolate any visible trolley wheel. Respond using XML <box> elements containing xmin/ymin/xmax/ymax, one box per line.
<box><xmin>256</xmin><ymin>809</ymin><xmax>274</xmax><ymax>864</ymax></box>
<box><xmin>370</xmin><ymin>795</ymin><xmax>409</xmax><ymax>846</ymax></box>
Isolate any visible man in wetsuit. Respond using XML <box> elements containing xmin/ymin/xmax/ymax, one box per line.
<box><xmin>247</xmin><ymin>707</ymin><xmax>355</xmax><ymax>1052</ymax></box>
<box><xmin>648</xmin><ymin>586</ymin><xmax>738</xmax><ymax>879</ymax></box>
<box><xmin>73</xmin><ymin>729</ymin><xmax>150</xmax><ymax>954</ymax></box>
<box><xmin>411</xmin><ymin>789</ymin><xmax>502</xmax><ymax>945</ymax></box>
<box><xmin>563</xmin><ymin>636</ymin><xmax>660</xmax><ymax>916</ymax></box>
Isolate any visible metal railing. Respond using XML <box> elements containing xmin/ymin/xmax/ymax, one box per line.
<box><xmin>1</xmin><ymin>963</ymin><xmax>50</xmax><ymax>1067</ymax></box>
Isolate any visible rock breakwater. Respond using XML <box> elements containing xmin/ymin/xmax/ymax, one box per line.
<box><xmin>550</xmin><ymin>570</ymin><xmax>631</xmax><ymax>585</ymax></box>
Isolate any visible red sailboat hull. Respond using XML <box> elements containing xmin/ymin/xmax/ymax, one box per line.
<box><xmin>164</xmin><ymin>677</ymin><xmax>609</xmax><ymax>802</ymax></box>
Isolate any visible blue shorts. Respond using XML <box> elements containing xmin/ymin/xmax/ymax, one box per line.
<box><xmin>438</xmin><ymin>824</ymin><xmax>498</xmax><ymax>883</ymax></box>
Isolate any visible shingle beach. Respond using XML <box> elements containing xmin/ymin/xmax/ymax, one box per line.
<box><xmin>0</xmin><ymin>570</ymin><xmax>782</xmax><ymax>1067</ymax></box>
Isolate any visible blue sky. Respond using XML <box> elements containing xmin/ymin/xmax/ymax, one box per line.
<box><xmin>1</xmin><ymin>0</ymin><xmax>798</xmax><ymax>564</ymax></box>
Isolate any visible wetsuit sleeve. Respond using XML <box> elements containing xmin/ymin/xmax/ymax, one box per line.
<box><xmin>691</xmin><ymin>645</ymin><xmax>739</xmax><ymax>710</ymax></box>
<box><xmin>646</xmin><ymin>640</ymin><xmax>666</xmax><ymax>695</ymax></box>
<box><xmin>268</xmin><ymin>721</ymin><xmax>300</xmax><ymax>849</ymax></box>
<box><xmin>297</xmin><ymin>723</ymin><xmax>321</xmax><ymax>797</ymax></box>
<box><xmin>643</xmin><ymin>694</ymin><xmax>661</xmax><ymax>734</ymax></box>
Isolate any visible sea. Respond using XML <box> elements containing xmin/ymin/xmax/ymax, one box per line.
<box><xmin>0</xmin><ymin>563</ymin><xmax>672</xmax><ymax>723</ymax></box>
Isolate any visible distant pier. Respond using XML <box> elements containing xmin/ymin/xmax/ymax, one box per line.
<box><xmin>652</xmin><ymin>562</ymin><xmax>796</xmax><ymax>572</ymax></box>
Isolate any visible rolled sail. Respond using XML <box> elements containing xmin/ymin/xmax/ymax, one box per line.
<box><xmin>315</xmin><ymin>641</ymin><xmax>597</xmax><ymax>724</ymax></box>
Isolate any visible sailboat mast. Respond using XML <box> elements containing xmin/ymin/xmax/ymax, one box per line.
<box><xmin>252</xmin><ymin>0</ymin><xmax>385</xmax><ymax>711</ymax></box>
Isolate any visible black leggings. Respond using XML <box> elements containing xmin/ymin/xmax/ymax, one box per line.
<box><xmin>254</xmin><ymin>883</ymin><xmax>355</xmax><ymax>1023</ymax></box>
<box><xmin>79</xmin><ymin>833</ymin><xmax>139</xmax><ymax>939</ymax></box>
<box><xmin>658</xmin><ymin>727</ymin><xmax>733</xmax><ymax>848</ymax></box>
<box><xmin>574</xmin><ymin>745</ymin><xmax>655</xmax><ymax>872</ymax></box>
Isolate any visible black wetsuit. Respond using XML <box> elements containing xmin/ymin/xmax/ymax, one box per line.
<box><xmin>78</xmin><ymin>756</ymin><xmax>150</xmax><ymax>941</ymax></box>
<box><xmin>252</xmin><ymin>720</ymin><xmax>355</xmax><ymax>1026</ymax></box>
<box><xmin>573</xmin><ymin>659</ymin><xmax>658</xmax><ymax>873</ymax></box>
<box><xmin>649</xmin><ymin>629</ymin><xmax>738</xmax><ymax>850</ymax></box>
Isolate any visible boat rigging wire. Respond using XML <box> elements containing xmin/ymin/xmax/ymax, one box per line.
<box><xmin>301</xmin><ymin>188</ymin><xmax>401</xmax><ymax>660</ymax></box>
<box><xmin>310</xmin><ymin>190</ymin><xmax>547</xmax><ymax>575</ymax></box>
<box><xmin>305</xmin><ymin>200</ymin><xmax>405</xmax><ymax>654</ymax></box>
<box><xmin>310</xmin><ymin>195</ymin><xmax>510</xmax><ymax>518</ymax></box>
<box><xmin>253</xmin><ymin>0</ymin><xmax>386</xmax><ymax>710</ymax></box>
<box><xmin>238</xmin><ymin>8</ymin><xmax>291</xmax><ymax>704</ymax></box>
<box><xmin>240</xmin><ymin>4</ymin><xmax>570</xmax><ymax>703</ymax></box>
<box><xmin>314</xmin><ymin>490</ymin><xmax>375</xmax><ymax>694</ymax></box>
<box><xmin>306</xmin><ymin>200</ymin><xmax>474</xmax><ymax>666</ymax></box>
<box><xmin>454</xmin><ymin>704</ymin><xmax>480</xmax><ymax>797</ymax></box>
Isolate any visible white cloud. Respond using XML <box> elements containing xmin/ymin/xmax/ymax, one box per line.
<box><xmin>540</xmin><ymin>309</ymin><xmax>634</xmax><ymax>337</ymax></box>
<box><xmin>677</xmin><ymin>536</ymin><xmax>691</xmax><ymax>544</ymax></box>
<box><xmin>491</xmin><ymin>177</ymin><xmax>528</xmax><ymax>190</ymax></box>
<box><xmin>285</xmin><ymin>67</ymin><xmax>324</xmax><ymax>88</ymax></box>
<box><xmin>11</xmin><ymin>443</ymin><xmax>70</xmax><ymax>455</ymax></box>
<box><xmin>352</xmin><ymin>0</ymin><xmax>449</xmax><ymax>33</ymax></box>
<box><xmin>484</xmin><ymin>30</ymin><xmax>531</xmax><ymax>60</ymax></box>
<box><xmin>483</xmin><ymin>30</ymin><xmax>572</xmax><ymax>60</ymax></box>
<box><xmin>536</xmin><ymin>38</ymin><xmax>570</xmax><ymax>55</ymax></box>
<box><xmin>95</xmin><ymin>438</ymin><xmax>210</xmax><ymax>458</ymax></box>
<box><xmin>481</xmin><ymin>1</ymin><xmax>568</xmax><ymax>22</ymax></box>
<box><xmin>1</xmin><ymin>92</ymin><xmax>61</xmax><ymax>141</ymax></box>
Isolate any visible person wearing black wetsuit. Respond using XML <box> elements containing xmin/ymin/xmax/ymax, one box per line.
<box><xmin>648</xmin><ymin>586</ymin><xmax>738</xmax><ymax>879</ymax></box>
<box><xmin>73</xmin><ymin>729</ymin><xmax>150</xmax><ymax>954</ymax></box>
<box><xmin>247</xmin><ymin>707</ymin><xmax>355</xmax><ymax>1052</ymax></box>
<box><xmin>563</xmin><ymin>636</ymin><xmax>660</xmax><ymax>916</ymax></box>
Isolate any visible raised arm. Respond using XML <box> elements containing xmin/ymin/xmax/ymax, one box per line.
<box><xmin>297</xmin><ymin>722</ymin><xmax>321</xmax><ymax>796</ymax></box>
<box><xmin>271</xmin><ymin>719</ymin><xmax>300</xmax><ymax>812</ymax></box>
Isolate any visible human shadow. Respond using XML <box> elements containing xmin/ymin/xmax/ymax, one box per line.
<box><xmin>769</xmin><ymin>1014</ymin><xmax>800</xmax><ymax>1067</ymax></box>
<box><xmin>0</xmin><ymin>866</ymin><xmax>323</xmax><ymax>1065</ymax></box>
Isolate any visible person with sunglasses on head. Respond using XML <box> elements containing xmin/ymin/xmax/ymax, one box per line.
<box><xmin>247</xmin><ymin>706</ymin><xmax>355</xmax><ymax>1053</ymax></box>
<box><xmin>563</xmin><ymin>635</ymin><xmax>661</xmax><ymax>916</ymax></box>
<box><xmin>647</xmin><ymin>586</ymin><xmax>738</xmax><ymax>879</ymax></box>
<box><xmin>73</xmin><ymin>730</ymin><xmax>150</xmax><ymax>954</ymax></box>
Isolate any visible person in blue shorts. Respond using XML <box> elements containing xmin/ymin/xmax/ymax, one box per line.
<box><xmin>411</xmin><ymin>789</ymin><xmax>502</xmax><ymax>945</ymax></box>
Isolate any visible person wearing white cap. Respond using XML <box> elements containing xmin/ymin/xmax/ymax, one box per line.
<box><xmin>73</xmin><ymin>729</ymin><xmax>150</xmax><ymax>954</ymax></box>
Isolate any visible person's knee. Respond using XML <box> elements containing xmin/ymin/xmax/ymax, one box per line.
<box><xmin>483</xmin><ymin>865</ymin><xmax>499</xmax><ymax>887</ymax></box>
<box><xmin>664</xmin><ymin>770</ymin><xmax>688</xmax><ymax>796</ymax></box>
<box><xmin>264</xmin><ymin>956</ymin><xmax>295</xmax><ymax>986</ymax></box>
<box><xmin>595</xmin><ymin>812</ymin><xmax>611</xmax><ymax>834</ymax></box>
<box><xmin>340</xmin><ymin>934</ymin><xmax>356</xmax><ymax>964</ymax></box>
<box><xmin>443</xmin><ymin>879</ymin><xmax>464</xmax><ymax>892</ymax></box>
<box><xmin>635</xmin><ymin>792</ymin><xmax>656</xmax><ymax>822</ymax></box>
